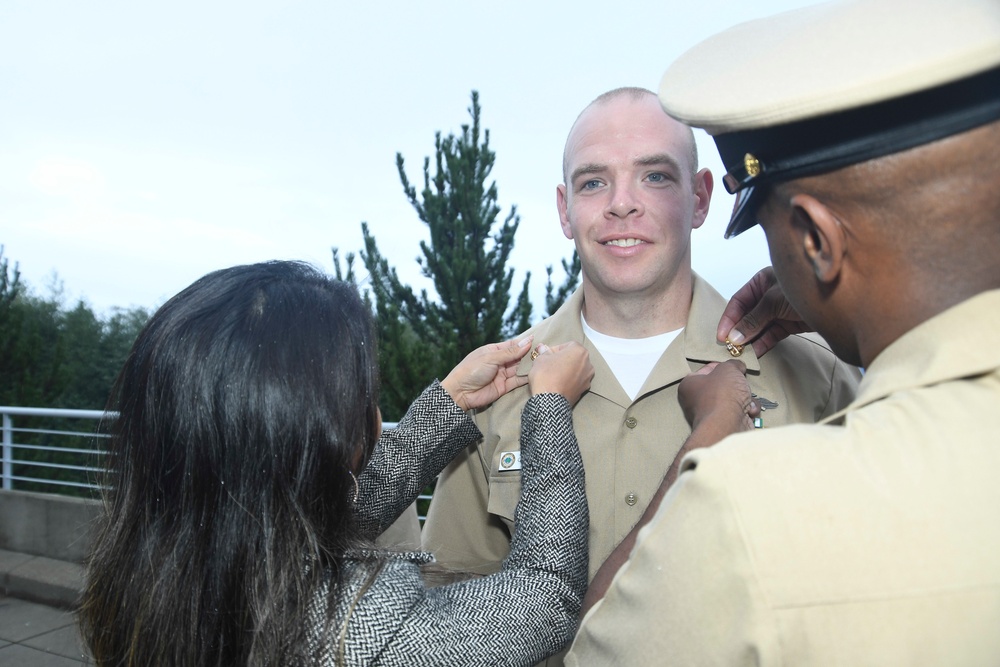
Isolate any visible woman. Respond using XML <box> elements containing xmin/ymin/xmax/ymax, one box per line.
<box><xmin>79</xmin><ymin>260</ymin><xmax>592</xmax><ymax>666</ymax></box>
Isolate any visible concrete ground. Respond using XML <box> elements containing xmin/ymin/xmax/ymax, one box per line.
<box><xmin>0</xmin><ymin>596</ymin><xmax>90</xmax><ymax>666</ymax></box>
<box><xmin>0</xmin><ymin>549</ymin><xmax>90</xmax><ymax>666</ymax></box>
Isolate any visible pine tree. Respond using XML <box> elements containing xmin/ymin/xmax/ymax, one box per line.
<box><xmin>332</xmin><ymin>248</ymin><xmax>438</xmax><ymax>421</ymax></box>
<box><xmin>358</xmin><ymin>91</ymin><xmax>532</xmax><ymax>419</ymax></box>
<box><xmin>544</xmin><ymin>251</ymin><xmax>581</xmax><ymax>317</ymax></box>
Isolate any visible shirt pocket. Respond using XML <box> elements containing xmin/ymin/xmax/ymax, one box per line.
<box><xmin>487</xmin><ymin>447</ymin><xmax>522</xmax><ymax>528</ymax></box>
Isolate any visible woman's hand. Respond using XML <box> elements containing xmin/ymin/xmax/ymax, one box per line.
<box><xmin>527</xmin><ymin>342</ymin><xmax>594</xmax><ymax>407</ymax></box>
<box><xmin>441</xmin><ymin>336</ymin><xmax>533</xmax><ymax>411</ymax></box>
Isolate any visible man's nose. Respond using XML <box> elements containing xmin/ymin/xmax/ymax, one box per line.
<box><xmin>606</xmin><ymin>181</ymin><xmax>642</xmax><ymax>219</ymax></box>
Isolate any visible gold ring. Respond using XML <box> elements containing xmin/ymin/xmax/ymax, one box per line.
<box><xmin>530</xmin><ymin>348</ymin><xmax>540</xmax><ymax>361</ymax></box>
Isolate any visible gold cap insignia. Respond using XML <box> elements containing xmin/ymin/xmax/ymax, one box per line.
<box><xmin>744</xmin><ymin>153</ymin><xmax>761</xmax><ymax>178</ymax></box>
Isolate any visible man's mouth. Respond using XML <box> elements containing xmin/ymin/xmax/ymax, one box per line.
<box><xmin>602</xmin><ymin>238</ymin><xmax>645</xmax><ymax>247</ymax></box>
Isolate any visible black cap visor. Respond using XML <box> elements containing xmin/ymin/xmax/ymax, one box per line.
<box><xmin>725</xmin><ymin>184</ymin><xmax>764</xmax><ymax>239</ymax></box>
<box><xmin>715</xmin><ymin>65</ymin><xmax>1000</xmax><ymax>237</ymax></box>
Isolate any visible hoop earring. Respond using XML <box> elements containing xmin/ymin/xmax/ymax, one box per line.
<box><xmin>348</xmin><ymin>470</ymin><xmax>359</xmax><ymax>504</ymax></box>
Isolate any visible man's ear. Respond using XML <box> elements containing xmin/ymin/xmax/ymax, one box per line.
<box><xmin>690</xmin><ymin>168</ymin><xmax>714</xmax><ymax>230</ymax></box>
<box><xmin>556</xmin><ymin>184</ymin><xmax>574</xmax><ymax>239</ymax></box>
<box><xmin>789</xmin><ymin>193</ymin><xmax>846</xmax><ymax>284</ymax></box>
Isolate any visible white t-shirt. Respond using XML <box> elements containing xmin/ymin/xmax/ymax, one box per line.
<box><xmin>581</xmin><ymin>315</ymin><xmax>681</xmax><ymax>401</ymax></box>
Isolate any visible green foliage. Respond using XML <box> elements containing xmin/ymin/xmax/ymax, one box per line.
<box><xmin>544</xmin><ymin>251</ymin><xmax>581</xmax><ymax>317</ymax></box>
<box><xmin>353</xmin><ymin>91</ymin><xmax>531</xmax><ymax>419</ymax></box>
<box><xmin>0</xmin><ymin>246</ymin><xmax>20</xmax><ymax>313</ymax></box>
<box><xmin>0</xmin><ymin>247</ymin><xmax>150</xmax><ymax>496</ymax></box>
<box><xmin>334</xmin><ymin>92</ymin><xmax>580</xmax><ymax>420</ymax></box>
<box><xmin>0</xmin><ymin>288</ymin><xmax>148</xmax><ymax>409</ymax></box>
<box><xmin>0</xmin><ymin>288</ymin><xmax>63</xmax><ymax>408</ymax></box>
<box><xmin>56</xmin><ymin>304</ymin><xmax>150</xmax><ymax>410</ymax></box>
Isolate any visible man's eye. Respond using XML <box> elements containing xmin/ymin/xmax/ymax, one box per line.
<box><xmin>646</xmin><ymin>172</ymin><xmax>667</xmax><ymax>183</ymax></box>
<box><xmin>581</xmin><ymin>179</ymin><xmax>602</xmax><ymax>190</ymax></box>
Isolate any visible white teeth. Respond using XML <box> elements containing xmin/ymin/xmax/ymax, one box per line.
<box><xmin>604</xmin><ymin>238</ymin><xmax>644</xmax><ymax>247</ymax></box>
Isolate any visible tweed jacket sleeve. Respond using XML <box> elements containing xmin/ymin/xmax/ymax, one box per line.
<box><xmin>354</xmin><ymin>381</ymin><xmax>481</xmax><ymax>538</ymax></box>
<box><xmin>331</xmin><ymin>393</ymin><xmax>589</xmax><ymax>666</ymax></box>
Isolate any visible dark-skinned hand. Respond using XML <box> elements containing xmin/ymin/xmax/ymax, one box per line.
<box><xmin>716</xmin><ymin>267</ymin><xmax>813</xmax><ymax>357</ymax></box>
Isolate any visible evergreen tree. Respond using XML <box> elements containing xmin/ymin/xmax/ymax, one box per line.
<box><xmin>0</xmin><ymin>247</ymin><xmax>24</xmax><ymax>402</ymax></box>
<box><xmin>332</xmin><ymin>248</ymin><xmax>437</xmax><ymax>421</ymax></box>
<box><xmin>0</xmin><ymin>246</ymin><xmax>20</xmax><ymax>315</ymax></box>
<box><xmin>0</xmin><ymin>247</ymin><xmax>150</xmax><ymax>409</ymax></box>
<box><xmin>56</xmin><ymin>303</ymin><xmax>149</xmax><ymax>409</ymax></box>
<box><xmin>544</xmin><ymin>251</ymin><xmax>581</xmax><ymax>317</ymax></box>
<box><xmin>0</xmin><ymin>290</ymin><xmax>64</xmax><ymax>407</ymax></box>
<box><xmin>358</xmin><ymin>91</ymin><xmax>531</xmax><ymax>419</ymax></box>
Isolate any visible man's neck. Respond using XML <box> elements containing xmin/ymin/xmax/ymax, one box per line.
<box><xmin>580</xmin><ymin>273</ymin><xmax>694</xmax><ymax>339</ymax></box>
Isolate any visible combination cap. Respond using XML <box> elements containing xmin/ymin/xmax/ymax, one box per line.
<box><xmin>659</xmin><ymin>0</ymin><xmax>1000</xmax><ymax>237</ymax></box>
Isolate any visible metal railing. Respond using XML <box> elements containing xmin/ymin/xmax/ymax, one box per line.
<box><xmin>0</xmin><ymin>406</ymin><xmax>110</xmax><ymax>495</ymax></box>
<box><xmin>0</xmin><ymin>408</ymin><xmax>431</xmax><ymax>519</ymax></box>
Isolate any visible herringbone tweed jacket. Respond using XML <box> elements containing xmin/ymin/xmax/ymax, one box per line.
<box><xmin>311</xmin><ymin>381</ymin><xmax>589</xmax><ymax>666</ymax></box>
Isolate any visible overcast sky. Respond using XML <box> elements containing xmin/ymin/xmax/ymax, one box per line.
<box><xmin>1</xmin><ymin>0</ymin><xmax>822</xmax><ymax>318</ymax></box>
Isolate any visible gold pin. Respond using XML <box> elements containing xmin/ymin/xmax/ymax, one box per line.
<box><xmin>725</xmin><ymin>338</ymin><xmax>744</xmax><ymax>357</ymax></box>
<box><xmin>744</xmin><ymin>153</ymin><xmax>761</xmax><ymax>178</ymax></box>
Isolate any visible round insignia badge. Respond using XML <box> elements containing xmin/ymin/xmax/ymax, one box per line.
<box><xmin>500</xmin><ymin>453</ymin><xmax>516</xmax><ymax>469</ymax></box>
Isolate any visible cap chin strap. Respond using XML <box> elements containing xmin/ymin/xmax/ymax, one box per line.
<box><xmin>717</xmin><ymin>65</ymin><xmax>1000</xmax><ymax>237</ymax></box>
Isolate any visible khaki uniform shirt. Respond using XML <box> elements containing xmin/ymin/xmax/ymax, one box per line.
<box><xmin>376</xmin><ymin>503</ymin><xmax>421</xmax><ymax>551</ymax></box>
<box><xmin>423</xmin><ymin>275</ymin><xmax>857</xmax><ymax>614</ymax></box>
<box><xmin>567</xmin><ymin>289</ymin><xmax>1000</xmax><ymax>666</ymax></box>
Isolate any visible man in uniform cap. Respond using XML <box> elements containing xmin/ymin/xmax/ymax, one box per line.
<box><xmin>566</xmin><ymin>0</ymin><xmax>1000</xmax><ymax>664</ymax></box>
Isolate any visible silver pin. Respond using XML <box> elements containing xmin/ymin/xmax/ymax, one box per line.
<box><xmin>751</xmin><ymin>393</ymin><xmax>779</xmax><ymax>411</ymax></box>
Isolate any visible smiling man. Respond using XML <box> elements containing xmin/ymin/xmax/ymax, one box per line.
<box><xmin>421</xmin><ymin>87</ymin><xmax>860</xmax><ymax>666</ymax></box>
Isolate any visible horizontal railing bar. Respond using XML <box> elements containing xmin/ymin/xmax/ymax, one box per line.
<box><xmin>6</xmin><ymin>443</ymin><xmax>107</xmax><ymax>456</ymax></box>
<box><xmin>8</xmin><ymin>459</ymin><xmax>105</xmax><ymax>473</ymax></box>
<box><xmin>8</xmin><ymin>474</ymin><xmax>101</xmax><ymax>490</ymax></box>
<box><xmin>6</xmin><ymin>426</ymin><xmax>110</xmax><ymax>439</ymax></box>
<box><xmin>0</xmin><ymin>407</ymin><xmax>111</xmax><ymax>419</ymax></box>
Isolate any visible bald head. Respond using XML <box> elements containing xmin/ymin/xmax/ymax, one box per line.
<box><xmin>563</xmin><ymin>87</ymin><xmax>699</xmax><ymax>185</ymax></box>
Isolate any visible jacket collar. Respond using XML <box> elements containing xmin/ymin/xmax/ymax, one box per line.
<box><xmin>821</xmin><ymin>288</ymin><xmax>1000</xmax><ymax>424</ymax></box>
<box><xmin>516</xmin><ymin>273</ymin><xmax>763</xmax><ymax>405</ymax></box>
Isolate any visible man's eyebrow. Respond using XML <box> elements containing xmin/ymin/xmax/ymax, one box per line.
<box><xmin>570</xmin><ymin>154</ymin><xmax>685</xmax><ymax>183</ymax></box>
<box><xmin>635</xmin><ymin>153</ymin><xmax>683</xmax><ymax>172</ymax></box>
<box><xmin>569</xmin><ymin>163</ymin><xmax>606</xmax><ymax>183</ymax></box>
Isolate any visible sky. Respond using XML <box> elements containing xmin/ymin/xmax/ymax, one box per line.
<box><xmin>1</xmin><ymin>0</ymin><xmax>824</xmax><ymax>319</ymax></box>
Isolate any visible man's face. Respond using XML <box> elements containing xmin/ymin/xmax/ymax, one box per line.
<box><xmin>557</xmin><ymin>94</ymin><xmax>711</xmax><ymax>303</ymax></box>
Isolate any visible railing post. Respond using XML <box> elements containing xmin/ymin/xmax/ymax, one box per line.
<box><xmin>2</xmin><ymin>413</ymin><xmax>12</xmax><ymax>491</ymax></box>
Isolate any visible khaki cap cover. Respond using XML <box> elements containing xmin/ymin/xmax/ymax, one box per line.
<box><xmin>658</xmin><ymin>0</ymin><xmax>1000</xmax><ymax>237</ymax></box>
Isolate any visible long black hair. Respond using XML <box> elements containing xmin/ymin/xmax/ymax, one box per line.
<box><xmin>79</xmin><ymin>261</ymin><xmax>380</xmax><ymax>666</ymax></box>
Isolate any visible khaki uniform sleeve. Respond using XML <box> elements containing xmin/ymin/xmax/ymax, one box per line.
<box><xmin>375</xmin><ymin>503</ymin><xmax>421</xmax><ymax>551</ymax></box>
<box><xmin>566</xmin><ymin>449</ymin><xmax>776</xmax><ymax>666</ymax></box>
<box><xmin>421</xmin><ymin>417</ymin><xmax>513</xmax><ymax>575</ymax></box>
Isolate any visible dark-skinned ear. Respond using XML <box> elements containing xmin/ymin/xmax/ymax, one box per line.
<box><xmin>789</xmin><ymin>194</ymin><xmax>846</xmax><ymax>284</ymax></box>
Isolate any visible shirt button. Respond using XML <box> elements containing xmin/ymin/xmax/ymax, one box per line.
<box><xmin>624</xmin><ymin>416</ymin><xmax>638</xmax><ymax>429</ymax></box>
<box><xmin>625</xmin><ymin>492</ymin><xmax>638</xmax><ymax>506</ymax></box>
